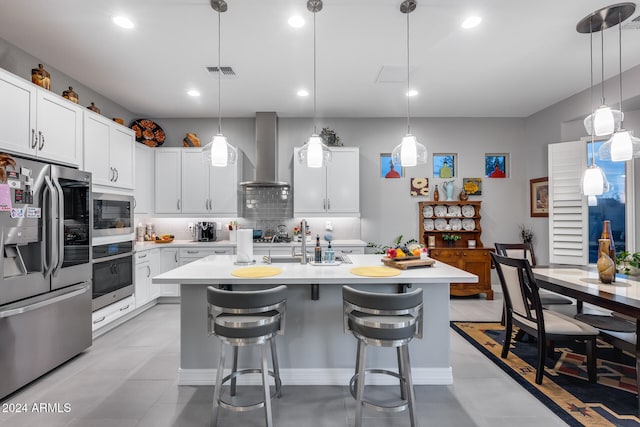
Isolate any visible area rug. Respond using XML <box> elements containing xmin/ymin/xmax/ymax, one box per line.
<box><xmin>451</xmin><ymin>321</ymin><xmax>640</xmax><ymax>427</ymax></box>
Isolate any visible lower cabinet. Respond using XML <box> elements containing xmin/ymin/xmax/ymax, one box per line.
<box><xmin>91</xmin><ymin>295</ymin><xmax>136</xmax><ymax>332</ymax></box>
<box><xmin>159</xmin><ymin>248</ymin><xmax>180</xmax><ymax>297</ymax></box>
<box><xmin>135</xmin><ymin>249</ymin><xmax>159</xmax><ymax>307</ymax></box>
<box><xmin>428</xmin><ymin>248</ymin><xmax>494</xmax><ymax>300</ymax></box>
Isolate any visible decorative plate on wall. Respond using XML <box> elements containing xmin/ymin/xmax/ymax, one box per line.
<box><xmin>423</xmin><ymin>219</ymin><xmax>434</xmax><ymax>231</ymax></box>
<box><xmin>130</xmin><ymin>119</ymin><xmax>166</xmax><ymax>147</ymax></box>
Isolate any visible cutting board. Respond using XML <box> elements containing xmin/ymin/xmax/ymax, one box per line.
<box><xmin>381</xmin><ymin>256</ymin><xmax>435</xmax><ymax>269</ymax></box>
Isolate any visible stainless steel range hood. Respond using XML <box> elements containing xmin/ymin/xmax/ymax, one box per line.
<box><xmin>240</xmin><ymin>112</ymin><xmax>292</xmax><ymax>219</ymax></box>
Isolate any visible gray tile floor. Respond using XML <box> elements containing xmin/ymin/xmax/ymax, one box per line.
<box><xmin>0</xmin><ymin>286</ymin><xmax>570</xmax><ymax>426</ymax></box>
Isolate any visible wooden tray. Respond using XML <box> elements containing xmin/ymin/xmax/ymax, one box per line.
<box><xmin>381</xmin><ymin>256</ymin><xmax>435</xmax><ymax>269</ymax></box>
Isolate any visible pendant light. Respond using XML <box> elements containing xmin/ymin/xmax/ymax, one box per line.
<box><xmin>580</xmin><ymin>4</ymin><xmax>635</xmax><ymax>136</ymax></box>
<box><xmin>297</xmin><ymin>0</ymin><xmax>331</xmax><ymax>168</ymax></box>
<box><xmin>579</xmin><ymin>15</ymin><xmax>608</xmax><ymax>197</ymax></box>
<box><xmin>391</xmin><ymin>0</ymin><xmax>426</xmax><ymax>168</ymax></box>
<box><xmin>598</xmin><ymin>4</ymin><xmax>640</xmax><ymax>162</ymax></box>
<box><xmin>203</xmin><ymin>0</ymin><xmax>237</xmax><ymax>167</ymax></box>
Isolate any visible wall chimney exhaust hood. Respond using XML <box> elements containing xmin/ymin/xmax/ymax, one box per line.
<box><xmin>240</xmin><ymin>112</ymin><xmax>292</xmax><ymax>219</ymax></box>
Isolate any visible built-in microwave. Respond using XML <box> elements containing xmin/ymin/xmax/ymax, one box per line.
<box><xmin>92</xmin><ymin>193</ymin><xmax>134</xmax><ymax>238</ymax></box>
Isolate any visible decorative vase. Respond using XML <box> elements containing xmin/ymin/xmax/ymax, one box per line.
<box><xmin>433</xmin><ymin>185</ymin><xmax>439</xmax><ymax>202</ymax></box>
<box><xmin>459</xmin><ymin>189</ymin><xmax>468</xmax><ymax>201</ymax></box>
<box><xmin>31</xmin><ymin>63</ymin><xmax>50</xmax><ymax>90</ymax></box>
<box><xmin>443</xmin><ymin>181</ymin><xmax>454</xmax><ymax>201</ymax></box>
<box><xmin>597</xmin><ymin>239</ymin><xmax>616</xmax><ymax>284</ymax></box>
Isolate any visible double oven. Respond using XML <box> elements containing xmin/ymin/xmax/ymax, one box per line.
<box><xmin>91</xmin><ymin>193</ymin><xmax>135</xmax><ymax>311</ymax></box>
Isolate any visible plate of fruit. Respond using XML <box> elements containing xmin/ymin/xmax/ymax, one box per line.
<box><xmin>154</xmin><ymin>234</ymin><xmax>175</xmax><ymax>243</ymax></box>
<box><xmin>383</xmin><ymin>243</ymin><xmax>426</xmax><ymax>259</ymax></box>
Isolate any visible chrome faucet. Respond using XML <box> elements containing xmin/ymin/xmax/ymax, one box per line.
<box><xmin>292</xmin><ymin>219</ymin><xmax>308</xmax><ymax>264</ymax></box>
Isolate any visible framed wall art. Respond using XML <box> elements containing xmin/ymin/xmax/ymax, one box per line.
<box><xmin>530</xmin><ymin>177</ymin><xmax>549</xmax><ymax>217</ymax></box>
<box><xmin>410</xmin><ymin>177</ymin><xmax>429</xmax><ymax>196</ymax></box>
<box><xmin>433</xmin><ymin>153</ymin><xmax>456</xmax><ymax>178</ymax></box>
<box><xmin>485</xmin><ymin>153</ymin><xmax>509</xmax><ymax>178</ymax></box>
<box><xmin>380</xmin><ymin>153</ymin><xmax>403</xmax><ymax>178</ymax></box>
<box><xmin>462</xmin><ymin>178</ymin><xmax>482</xmax><ymax>196</ymax></box>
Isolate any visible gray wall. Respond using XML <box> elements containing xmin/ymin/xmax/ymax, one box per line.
<box><xmin>0</xmin><ymin>38</ymin><xmax>134</xmax><ymax>124</ymax></box>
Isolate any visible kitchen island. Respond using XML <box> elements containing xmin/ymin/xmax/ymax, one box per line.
<box><xmin>152</xmin><ymin>254</ymin><xmax>477</xmax><ymax>386</ymax></box>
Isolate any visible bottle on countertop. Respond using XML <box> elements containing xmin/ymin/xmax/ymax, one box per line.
<box><xmin>325</xmin><ymin>241</ymin><xmax>335</xmax><ymax>263</ymax></box>
<box><xmin>600</xmin><ymin>220</ymin><xmax>616</xmax><ymax>281</ymax></box>
<box><xmin>433</xmin><ymin>185</ymin><xmax>440</xmax><ymax>202</ymax></box>
<box><xmin>315</xmin><ymin>234</ymin><xmax>322</xmax><ymax>263</ymax></box>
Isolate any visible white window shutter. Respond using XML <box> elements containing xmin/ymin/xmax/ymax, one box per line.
<box><xmin>548</xmin><ymin>141</ymin><xmax>588</xmax><ymax>265</ymax></box>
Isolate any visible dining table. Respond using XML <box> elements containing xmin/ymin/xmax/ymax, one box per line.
<box><xmin>532</xmin><ymin>266</ymin><xmax>640</xmax><ymax>415</ymax></box>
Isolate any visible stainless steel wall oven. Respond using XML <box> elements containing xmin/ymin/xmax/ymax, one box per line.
<box><xmin>92</xmin><ymin>240</ymin><xmax>134</xmax><ymax>311</ymax></box>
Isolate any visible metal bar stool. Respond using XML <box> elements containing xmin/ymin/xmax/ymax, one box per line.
<box><xmin>342</xmin><ymin>285</ymin><xmax>423</xmax><ymax>427</ymax></box>
<box><xmin>207</xmin><ymin>285</ymin><xmax>287</xmax><ymax>427</ymax></box>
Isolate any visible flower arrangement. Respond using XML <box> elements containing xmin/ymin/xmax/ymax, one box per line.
<box><xmin>520</xmin><ymin>224</ymin><xmax>534</xmax><ymax>243</ymax></box>
<box><xmin>442</xmin><ymin>234</ymin><xmax>461</xmax><ymax>241</ymax></box>
<box><xmin>615</xmin><ymin>251</ymin><xmax>640</xmax><ymax>275</ymax></box>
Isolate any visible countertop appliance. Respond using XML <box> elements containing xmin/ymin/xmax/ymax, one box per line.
<box><xmin>0</xmin><ymin>154</ymin><xmax>92</xmax><ymax>400</ymax></box>
<box><xmin>193</xmin><ymin>221</ymin><xmax>216</xmax><ymax>242</ymax></box>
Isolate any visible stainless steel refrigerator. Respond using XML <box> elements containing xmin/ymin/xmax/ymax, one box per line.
<box><xmin>0</xmin><ymin>154</ymin><xmax>92</xmax><ymax>399</ymax></box>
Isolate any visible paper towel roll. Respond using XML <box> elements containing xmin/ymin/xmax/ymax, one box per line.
<box><xmin>236</xmin><ymin>229</ymin><xmax>254</xmax><ymax>264</ymax></box>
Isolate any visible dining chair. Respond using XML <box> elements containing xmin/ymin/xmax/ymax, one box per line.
<box><xmin>491</xmin><ymin>253</ymin><xmax>599</xmax><ymax>384</ymax></box>
<box><xmin>494</xmin><ymin>242</ymin><xmax>573</xmax><ymax>308</ymax></box>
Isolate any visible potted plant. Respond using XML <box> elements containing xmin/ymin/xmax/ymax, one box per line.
<box><xmin>615</xmin><ymin>251</ymin><xmax>640</xmax><ymax>276</ymax></box>
<box><xmin>442</xmin><ymin>234</ymin><xmax>461</xmax><ymax>247</ymax></box>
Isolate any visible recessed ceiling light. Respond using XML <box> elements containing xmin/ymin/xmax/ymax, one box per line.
<box><xmin>406</xmin><ymin>90</ymin><xmax>418</xmax><ymax>97</ymax></box>
<box><xmin>113</xmin><ymin>16</ymin><xmax>134</xmax><ymax>29</ymax></box>
<box><xmin>461</xmin><ymin>16</ymin><xmax>482</xmax><ymax>29</ymax></box>
<box><xmin>297</xmin><ymin>89</ymin><xmax>309</xmax><ymax>97</ymax></box>
<box><xmin>187</xmin><ymin>90</ymin><xmax>201</xmax><ymax>97</ymax></box>
<box><xmin>288</xmin><ymin>15</ymin><xmax>305</xmax><ymax>28</ymax></box>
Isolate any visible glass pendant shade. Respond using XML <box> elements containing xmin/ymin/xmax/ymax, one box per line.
<box><xmin>298</xmin><ymin>134</ymin><xmax>331</xmax><ymax>168</ymax></box>
<box><xmin>598</xmin><ymin>130</ymin><xmax>640</xmax><ymax>161</ymax></box>
<box><xmin>203</xmin><ymin>133</ymin><xmax>237</xmax><ymax>167</ymax></box>
<box><xmin>581</xmin><ymin>164</ymin><xmax>608</xmax><ymax>196</ymax></box>
<box><xmin>392</xmin><ymin>134</ymin><xmax>427</xmax><ymax>167</ymax></box>
<box><xmin>587</xmin><ymin>195</ymin><xmax>598</xmax><ymax>206</ymax></box>
<box><xmin>584</xmin><ymin>106</ymin><xmax>623</xmax><ymax>136</ymax></box>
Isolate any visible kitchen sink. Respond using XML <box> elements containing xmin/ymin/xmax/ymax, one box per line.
<box><xmin>262</xmin><ymin>255</ymin><xmax>305</xmax><ymax>264</ymax></box>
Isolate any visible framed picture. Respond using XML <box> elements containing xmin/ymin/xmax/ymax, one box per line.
<box><xmin>530</xmin><ymin>177</ymin><xmax>549</xmax><ymax>217</ymax></box>
<box><xmin>380</xmin><ymin>153</ymin><xmax>403</xmax><ymax>178</ymax></box>
<box><xmin>433</xmin><ymin>153</ymin><xmax>456</xmax><ymax>178</ymax></box>
<box><xmin>485</xmin><ymin>153</ymin><xmax>509</xmax><ymax>178</ymax></box>
<box><xmin>410</xmin><ymin>177</ymin><xmax>429</xmax><ymax>196</ymax></box>
<box><xmin>462</xmin><ymin>178</ymin><xmax>482</xmax><ymax>195</ymax></box>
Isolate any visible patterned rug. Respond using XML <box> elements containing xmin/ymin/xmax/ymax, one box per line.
<box><xmin>451</xmin><ymin>321</ymin><xmax>640</xmax><ymax>427</ymax></box>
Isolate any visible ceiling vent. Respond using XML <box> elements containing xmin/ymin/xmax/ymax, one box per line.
<box><xmin>206</xmin><ymin>66</ymin><xmax>238</xmax><ymax>79</ymax></box>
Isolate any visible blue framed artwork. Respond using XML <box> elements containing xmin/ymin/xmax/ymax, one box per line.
<box><xmin>380</xmin><ymin>153</ymin><xmax>403</xmax><ymax>178</ymax></box>
<box><xmin>485</xmin><ymin>153</ymin><xmax>509</xmax><ymax>178</ymax></box>
<box><xmin>433</xmin><ymin>153</ymin><xmax>456</xmax><ymax>178</ymax></box>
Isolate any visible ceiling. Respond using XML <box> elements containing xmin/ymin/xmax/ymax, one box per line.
<box><xmin>0</xmin><ymin>0</ymin><xmax>639</xmax><ymax>119</ymax></box>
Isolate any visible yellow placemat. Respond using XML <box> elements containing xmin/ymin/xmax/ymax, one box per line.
<box><xmin>231</xmin><ymin>266</ymin><xmax>283</xmax><ymax>278</ymax></box>
<box><xmin>350</xmin><ymin>266</ymin><xmax>401</xmax><ymax>277</ymax></box>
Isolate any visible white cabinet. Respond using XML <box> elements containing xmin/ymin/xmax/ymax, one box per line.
<box><xmin>0</xmin><ymin>68</ymin><xmax>82</xmax><ymax>166</ymax></box>
<box><xmin>135</xmin><ymin>249</ymin><xmax>160</xmax><ymax>307</ymax></box>
<box><xmin>179</xmin><ymin>247</ymin><xmax>234</xmax><ymax>265</ymax></box>
<box><xmin>155</xmin><ymin>148</ymin><xmax>241</xmax><ymax>215</ymax></box>
<box><xmin>159</xmin><ymin>247</ymin><xmax>180</xmax><ymax>297</ymax></box>
<box><xmin>135</xmin><ymin>144</ymin><xmax>154</xmax><ymax>214</ymax></box>
<box><xmin>155</xmin><ymin>148</ymin><xmax>182</xmax><ymax>214</ymax></box>
<box><xmin>293</xmin><ymin>147</ymin><xmax>359</xmax><ymax>216</ymax></box>
<box><xmin>83</xmin><ymin>112</ymin><xmax>134</xmax><ymax>190</ymax></box>
<box><xmin>91</xmin><ymin>295</ymin><xmax>135</xmax><ymax>332</ymax></box>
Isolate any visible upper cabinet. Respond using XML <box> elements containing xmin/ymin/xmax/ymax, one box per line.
<box><xmin>83</xmin><ymin>111</ymin><xmax>134</xmax><ymax>191</ymax></box>
<box><xmin>134</xmin><ymin>143</ymin><xmax>154</xmax><ymax>214</ymax></box>
<box><xmin>154</xmin><ymin>147</ymin><xmax>241</xmax><ymax>215</ymax></box>
<box><xmin>293</xmin><ymin>147</ymin><xmax>359</xmax><ymax>216</ymax></box>
<box><xmin>0</xmin><ymin>68</ymin><xmax>82</xmax><ymax>167</ymax></box>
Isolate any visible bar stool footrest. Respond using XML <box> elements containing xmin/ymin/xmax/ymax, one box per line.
<box><xmin>218</xmin><ymin>368</ymin><xmax>282</xmax><ymax>412</ymax></box>
<box><xmin>349</xmin><ymin>369</ymin><xmax>409</xmax><ymax>413</ymax></box>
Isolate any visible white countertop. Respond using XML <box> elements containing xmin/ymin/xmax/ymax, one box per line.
<box><xmin>152</xmin><ymin>254</ymin><xmax>477</xmax><ymax>285</ymax></box>
<box><xmin>136</xmin><ymin>239</ymin><xmax>367</xmax><ymax>252</ymax></box>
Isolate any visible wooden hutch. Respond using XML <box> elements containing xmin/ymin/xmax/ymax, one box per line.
<box><xmin>419</xmin><ymin>200</ymin><xmax>493</xmax><ymax>300</ymax></box>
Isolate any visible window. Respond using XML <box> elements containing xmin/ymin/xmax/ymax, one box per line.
<box><xmin>587</xmin><ymin>140</ymin><xmax>626</xmax><ymax>263</ymax></box>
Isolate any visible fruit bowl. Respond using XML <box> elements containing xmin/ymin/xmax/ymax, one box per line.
<box><xmin>154</xmin><ymin>238</ymin><xmax>174</xmax><ymax>244</ymax></box>
<box><xmin>153</xmin><ymin>234</ymin><xmax>175</xmax><ymax>244</ymax></box>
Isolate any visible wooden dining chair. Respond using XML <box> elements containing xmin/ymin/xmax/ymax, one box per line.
<box><xmin>494</xmin><ymin>242</ymin><xmax>573</xmax><ymax>307</ymax></box>
<box><xmin>491</xmin><ymin>253</ymin><xmax>599</xmax><ymax>384</ymax></box>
